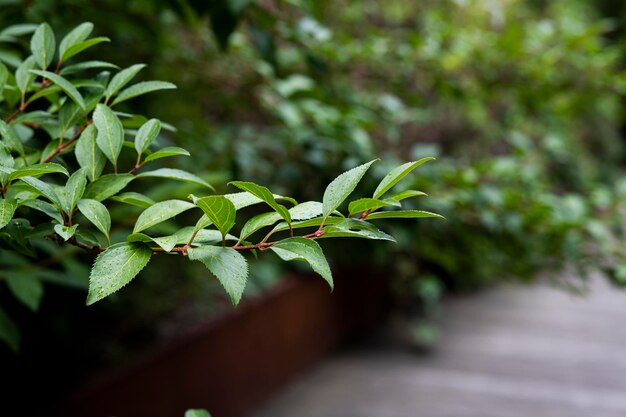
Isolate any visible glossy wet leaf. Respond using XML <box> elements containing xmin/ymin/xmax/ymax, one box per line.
<box><xmin>0</xmin><ymin>120</ymin><xmax>25</xmax><ymax>157</ymax></box>
<box><xmin>75</xmin><ymin>125</ymin><xmax>107</xmax><ymax>181</ymax></box>
<box><xmin>112</xmin><ymin>81</ymin><xmax>176</xmax><ymax>106</ymax></box>
<box><xmin>30</xmin><ymin>23</ymin><xmax>55</xmax><ymax>69</ymax></box>
<box><xmin>321</xmin><ymin>218</ymin><xmax>395</xmax><ymax>242</ymax></box>
<box><xmin>188</xmin><ymin>245</ymin><xmax>248</xmax><ymax>305</ymax></box>
<box><xmin>62</xmin><ymin>168</ymin><xmax>87</xmax><ymax>213</ymax></box>
<box><xmin>110</xmin><ymin>192</ymin><xmax>154</xmax><ymax>208</ymax></box>
<box><xmin>104</xmin><ymin>63</ymin><xmax>146</xmax><ymax>99</ymax></box>
<box><xmin>373</xmin><ymin>157</ymin><xmax>435</xmax><ymax>199</ymax></box>
<box><xmin>196</xmin><ymin>196</ymin><xmax>236</xmax><ymax>237</ymax></box>
<box><xmin>0</xmin><ymin>198</ymin><xmax>17</xmax><ymax>229</ymax></box>
<box><xmin>348</xmin><ymin>198</ymin><xmax>397</xmax><ymax>216</ymax></box>
<box><xmin>6</xmin><ymin>163</ymin><xmax>69</xmax><ymax>182</ymax></box>
<box><xmin>77</xmin><ymin>199</ymin><xmax>111</xmax><ymax>240</ymax></box>
<box><xmin>322</xmin><ymin>159</ymin><xmax>377</xmax><ymax>220</ymax></box>
<box><xmin>54</xmin><ymin>223</ymin><xmax>78</xmax><ymax>241</ymax></box>
<box><xmin>29</xmin><ymin>70</ymin><xmax>86</xmax><ymax>110</ymax></box>
<box><xmin>86</xmin><ymin>242</ymin><xmax>151</xmax><ymax>305</ymax></box>
<box><xmin>61</xmin><ymin>37</ymin><xmax>109</xmax><ymax>62</ymax></box>
<box><xmin>59</xmin><ymin>22</ymin><xmax>93</xmax><ymax>61</ymax></box>
<box><xmin>93</xmin><ymin>104</ymin><xmax>124</xmax><ymax>166</ymax></box>
<box><xmin>84</xmin><ymin>174</ymin><xmax>134</xmax><ymax>201</ymax></box>
<box><xmin>134</xmin><ymin>118</ymin><xmax>161</xmax><ymax>155</ymax></box>
<box><xmin>144</xmin><ymin>146</ymin><xmax>190</xmax><ymax>162</ymax></box>
<box><xmin>230</xmin><ymin>181</ymin><xmax>291</xmax><ymax>223</ymax></box>
<box><xmin>365</xmin><ymin>210</ymin><xmax>445</xmax><ymax>220</ymax></box>
<box><xmin>137</xmin><ymin>168</ymin><xmax>213</xmax><ymax>190</ymax></box>
<box><xmin>271</xmin><ymin>237</ymin><xmax>333</xmax><ymax>289</ymax></box>
<box><xmin>133</xmin><ymin>199</ymin><xmax>195</xmax><ymax>234</ymax></box>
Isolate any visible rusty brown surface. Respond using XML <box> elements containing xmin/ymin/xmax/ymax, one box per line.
<box><xmin>52</xmin><ymin>268</ymin><xmax>389</xmax><ymax>417</ymax></box>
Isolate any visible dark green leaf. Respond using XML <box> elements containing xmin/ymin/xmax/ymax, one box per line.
<box><xmin>86</xmin><ymin>242</ymin><xmax>151</xmax><ymax>305</ymax></box>
<box><xmin>0</xmin><ymin>306</ymin><xmax>20</xmax><ymax>352</ymax></box>
<box><xmin>20</xmin><ymin>199</ymin><xmax>63</xmax><ymax>223</ymax></box>
<box><xmin>387</xmin><ymin>190</ymin><xmax>427</xmax><ymax>202</ymax></box>
<box><xmin>77</xmin><ymin>199</ymin><xmax>110</xmax><ymax>240</ymax></box>
<box><xmin>133</xmin><ymin>199</ymin><xmax>195</xmax><ymax>234</ymax></box>
<box><xmin>188</xmin><ymin>245</ymin><xmax>248</xmax><ymax>305</ymax></box>
<box><xmin>229</xmin><ymin>181</ymin><xmax>291</xmax><ymax>223</ymax></box>
<box><xmin>126</xmin><ymin>232</ymin><xmax>179</xmax><ymax>253</ymax></box>
<box><xmin>84</xmin><ymin>174</ymin><xmax>134</xmax><ymax>201</ymax></box>
<box><xmin>322</xmin><ymin>160</ymin><xmax>377</xmax><ymax>220</ymax></box>
<box><xmin>271</xmin><ymin>237</ymin><xmax>333</xmax><ymax>289</ymax></box>
<box><xmin>20</xmin><ymin>176</ymin><xmax>61</xmax><ymax>206</ymax></box>
<box><xmin>93</xmin><ymin>104</ymin><xmax>124</xmax><ymax>166</ymax></box>
<box><xmin>6</xmin><ymin>274</ymin><xmax>43</xmax><ymax>311</ymax></box>
<box><xmin>0</xmin><ymin>119</ymin><xmax>25</xmax><ymax>157</ymax></box>
<box><xmin>185</xmin><ymin>410</ymin><xmax>212</xmax><ymax>417</ymax></box>
<box><xmin>112</xmin><ymin>81</ymin><xmax>176</xmax><ymax>106</ymax></box>
<box><xmin>60</xmin><ymin>60</ymin><xmax>119</xmax><ymax>76</ymax></box>
<box><xmin>196</xmin><ymin>196</ymin><xmax>236</xmax><ymax>238</ymax></box>
<box><xmin>373</xmin><ymin>157</ymin><xmax>435</xmax><ymax>199</ymax></box>
<box><xmin>30</xmin><ymin>23</ymin><xmax>55</xmax><ymax>70</ymax></box>
<box><xmin>29</xmin><ymin>70</ymin><xmax>86</xmax><ymax>110</ymax></box>
<box><xmin>0</xmin><ymin>62</ymin><xmax>8</xmax><ymax>96</ymax></box>
<box><xmin>75</xmin><ymin>124</ymin><xmax>107</xmax><ymax>181</ymax></box>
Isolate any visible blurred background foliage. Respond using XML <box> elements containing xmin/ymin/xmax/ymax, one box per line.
<box><xmin>3</xmin><ymin>0</ymin><xmax>626</xmax><ymax>360</ymax></box>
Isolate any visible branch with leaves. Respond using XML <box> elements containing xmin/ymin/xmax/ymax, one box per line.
<box><xmin>0</xmin><ymin>22</ymin><xmax>442</xmax><ymax>352</ymax></box>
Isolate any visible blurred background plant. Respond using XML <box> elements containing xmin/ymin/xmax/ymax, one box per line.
<box><xmin>3</xmin><ymin>0</ymin><xmax>626</xmax><ymax>400</ymax></box>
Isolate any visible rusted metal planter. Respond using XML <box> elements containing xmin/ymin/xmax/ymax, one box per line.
<box><xmin>53</xmin><ymin>267</ymin><xmax>390</xmax><ymax>417</ymax></box>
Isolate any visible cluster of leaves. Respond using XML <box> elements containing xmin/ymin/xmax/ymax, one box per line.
<box><xmin>0</xmin><ymin>22</ymin><xmax>441</xmax><ymax>352</ymax></box>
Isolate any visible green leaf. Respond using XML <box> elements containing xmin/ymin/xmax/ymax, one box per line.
<box><xmin>229</xmin><ymin>181</ymin><xmax>291</xmax><ymax>224</ymax></box>
<box><xmin>75</xmin><ymin>124</ymin><xmax>107</xmax><ymax>181</ymax></box>
<box><xmin>112</xmin><ymin>81</ymin><xmax>176</xmax><ymax>106</ymax></box>
<box><xmin>20</xmin><ymin>199</ymin><xmax>63</xmax><ymax>223</ymax></box>
<box><xmin>0</xmin><ymin>199</ymin><xmax>17</xmax><ymax>229</ymax></box>
<box><xmin>15</xmin><ymin>55</ymin><xmax>36</xmax><ymax>95</ymax></box>
<box><xmin>0</xmin><ymin>119</ymin><xmax>25</xmax><ymax>157</ymax></box>
<box><xmin>60</xmin><ymin>37</ymin><xmax>109</xmax><ymax>62</ymax></box>
<box><xmin>133</xmin><ymin>199</ymin><xmax>195</xmax><ymax>234</ymax></box>
<box><xmin>127</xmin><ymin>233</ymin><xmax>179</xmax><ymax>253</ymax></box>
<box><xmin>387</xmin><ymin>190</ymin><xmax>427</xmax><ymax>202</ymax></box>
<box><xmin>59</xmin><ymin>22</ymin><xmax>93</xmax><ymax>61</ymax></box>
<box><xmin>271</xmin><ymin>237</ymin><xmax>333</xmax><ymax>289</ymax></box>
<box><xmin>365</xmin><ymin>210</ymin><xmax>445</xmax><ymax>220</ymax></box>
<box><xmin>20</xmin><ymin>176</ymin><xmax>62</xmax><ymax>207</ymax></box>
<box><xmin>30</xmin><ymin>23</ymin><xmax>55</xmax><ymax>70</ymax></box>
<box><xmin>84</xmin><ymin>174</ymin><xmax>134</xmax><ymax>201</ymax></box>
<box><xmin>321</xmin><ymin>218</ymin><xmax>395</xmax><ymax>242</ymax></box>
<box><xmin>373</xmin><ymin>158</ymin><xmax>435</xmax><ymax>199</ymax></box>
<box><xmin>7</xmin><ymin>163</ymin><xmax>69</xmax><ymax>182</ymax></box>
<box><xmin>60</xmin><ymin>60</ymin><xmax>119</xmax><ymax>76</ymax></box>
<box><xmin>322</xmin><ymin>159</ymin><xmax>377</xmax><ymax>220</ymax></box>
<box><xmin>6</xmin><ymin>274</ymin><xmax>44</xmax><ymax>311</ymax></box>
<box><xmin>77</xmin><ymin>199</ymin><xmax>110</xmax><ymax>240</ymax></box>
<box><xmin>29</xmin><ymin>70</ymin><xmax>86</xmax><ymax>110</ymax></box>
<box><xmin>289</xmin><ymin>201</ymin><xmax>324</xmax><ymax>220</ymax></box>
<box><xmin>134</xmin><ymin>118</ymin><xmax>161</xmax><ymax>155</ymax></box>
<box><xmin>0</xmin><ymin>62</ymin><xmax>8</xmax><ymax>96</ymax></box>
<box><xmin>86</xmin><ymin>242</ymin><xmax>151</xmax><ymax>305</ymax></box>
<box><xmin>188</xmin><ymin>245</ymin><xmax>248</xmax><ymax>305</ymax></box>
<box><xmin>93</xmin><ymin>104</ymin><xmax>124</xmax><ymax>166</ymax></box>
<box><xmin>0</xmin><ymin>24</ymin><xmax>38</xmax><ymax>40</ymax></box>
<box><xmin>54</xmin><ymin>223</ymin><xmax>78</xmax><ymax>241</ymax></box>
<box><xmin>196</xmin><ymin>196</ymin><xmax>236</xmax><ymax>238</ymax></box>
<box><xmin>0</xmin><ymin>306</ymin><xmax>20</xmax><ymax>352</ymax></box>
<box><xmin>239</xmin><ymin>212</ymin><xmax>281</xmax><ymax>242</ymax></box>
<box><xmin>271</xmin><ymin>216</ymin><xmax>343</xmax><ymax>234</ymax></box>
<box><xmin>185</xmin><ymin>410</ymin><xmax>211</xmax><ymax>417</ymax></box>
<box><xmin>137</xmin><ymin>168</ymin><xmax>213</xmax><ymax>190</ymax></box>
<box><xmin>62</xmin><ymin>168</ymin><xmax>87</xmax><ymax>214</ymax></box>
<box><xmin>104</xmin><ymin>63</ymin><xmax>146</xmax><ymax>100</ymax></box>
<box><xmin>144</xmin><ymin>146</ymin><xmax>190</xmax><ymax>162</ymax></box>
<box><xmin>348</xmin><ymin>198</ymin><xmax>397</xmax><ymax>216</ymax></box>
<box><xmin>110</xmin><ymin>192</ymin><xmax>154</xmax><ymax>208</ymax></box>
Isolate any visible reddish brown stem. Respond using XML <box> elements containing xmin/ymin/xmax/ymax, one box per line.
<box><xmin>42</xmin><ymin>125</ymin><xmax>86</xmax><ymax>163</ymax></box>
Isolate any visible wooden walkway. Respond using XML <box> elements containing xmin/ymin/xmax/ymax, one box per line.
<box><xmin>253</xmin><ymin>275</ymin><xmax>626</xmax><ymax>417</ymax></box>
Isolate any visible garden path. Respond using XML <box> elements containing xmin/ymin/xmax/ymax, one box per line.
<box><xmin>254</xmin><ymin>274</ymin><xmax>626</xmax><ymax>417</ymax></box>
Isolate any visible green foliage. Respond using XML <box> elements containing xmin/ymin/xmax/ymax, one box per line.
<box><xmin>0</xmin><ymin>21</ymin><xmax>438</xmax><ymax>351</ymax></box>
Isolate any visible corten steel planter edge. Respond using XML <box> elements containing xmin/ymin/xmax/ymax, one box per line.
<box><xmin>51</xmin><ymin>266</ymin><xmax>391</xmax><ymax>417</ymax></box>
